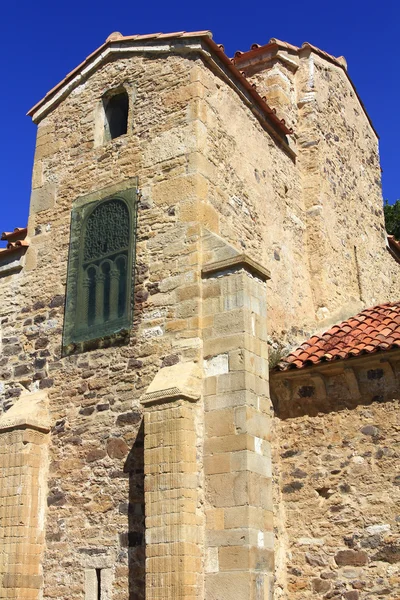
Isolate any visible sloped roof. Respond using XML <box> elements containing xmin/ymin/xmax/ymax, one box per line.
<box><xmin>233</xmin><ymin>37</ymin><xmax>377</xmax><ymax>138</ymax></box>
<box><xmin>276</xmin><ymin>302</ymin><xmax>400</xmax><ymax>371</ymax></box>
<box><xmin>27</xmin><ymin>31</ymin><xmax>292</xmax><ymax>141</ymax></box>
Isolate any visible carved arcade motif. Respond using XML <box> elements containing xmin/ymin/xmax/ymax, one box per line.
<box><xmin>62</xmin><ymin>184</ymin><xmax>137</xmax><ymax>354</ymax></box>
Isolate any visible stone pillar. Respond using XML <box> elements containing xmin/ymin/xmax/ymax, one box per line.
<box><xmin>0</xmin><ymin>391</ymin><xmax>50</xmax><ymax>600</ymax></box>
<box><xmin>201</xmin><ymin>254</ymin><xmax>273</xmax><ymax>600</ymax></box>
<box><xmin>141</xmin><ymin>362</ymin><xmax>203</xmax><ymax>600</ymax></box>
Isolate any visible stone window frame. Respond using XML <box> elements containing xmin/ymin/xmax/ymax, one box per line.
<box><xmin>62</xmin><ymin>178</ymin><xmax>138</xmax><ymax>356</ymax></box>
<box><xmin>94</xmin><ymin>84</ymin><xmax>136</xmax><ymax>147</ymax></box>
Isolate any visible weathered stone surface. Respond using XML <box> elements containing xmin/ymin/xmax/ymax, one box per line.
<box><xmin>334</xmin><ymin>550</ymin><xmax>368</xmax><ymax>567</ymax></box>
<box><xmin>274</xmin><ymin>400</ymin><xmax>400</xmax><ymax>598</ymax></box>
<box><xmin>106</xmin><ymin>437</ymin><xmax>129</xmax><ymax>459</ymax></box>
<box><xmin>311</xmin><ymin>578</ymin><xmax>331</xmax><ymax>593</ymax></box>
<box><xmin>1</xmin><ymin>31</ymin><xmax>400</xmax><ymax>600</ymax></box>
<box><xmin>30</xmin><ymin>182</ymin><xmax>56</xmax><ymax>213</ymax></box>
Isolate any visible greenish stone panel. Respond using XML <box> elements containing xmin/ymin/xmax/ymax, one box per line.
<box><xmin>62</xmin><ymin>182</ymin><xmax>137</xmax><ymax>355</ymax></box>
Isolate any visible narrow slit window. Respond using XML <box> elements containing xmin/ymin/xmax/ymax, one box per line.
<box><xmin>85</xmin><ymin>566</ymin><xmax>112</xmax><ymax>600</ymax></box>
<box><xmin>104</xmin><ymin>91</ymin><xmax>129</xmax><ymax>140</ymax></box>
<box><xmin>96</xmin><ymin>568</ymin><xmax>101</xmax><ymax>600</ymax></box>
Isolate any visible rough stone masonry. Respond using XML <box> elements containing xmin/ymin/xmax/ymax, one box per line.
<box><xmin>0</xmin><ymin>30</ymin><xmax>399</xmax><ymax>600</ymax></box>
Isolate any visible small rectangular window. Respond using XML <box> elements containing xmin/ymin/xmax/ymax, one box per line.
<box><xmin>96</xmin><ymin>569</ymin><xmax>101</xmax><ymax>600</ymax></box>
<box><xmin>104</xmin><ymin>90</ymin><xmax>129</xmax><ymax>140</ymax></box>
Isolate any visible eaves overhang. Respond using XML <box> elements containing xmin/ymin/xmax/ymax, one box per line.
<box><xmin>271</xmin><ymin>346</ymin><xmax>400</xmax><ymax>381</ymax></box>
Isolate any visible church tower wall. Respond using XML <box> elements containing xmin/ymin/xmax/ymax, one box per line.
<box><xmin>2</xmin><ymin>51</ymin><xmax>216</xmax><ymax>600</ymax></box>
<box><xmin>1</xmin><ymin>32</ymin><xmax>400</xmax><ymax>600</ymax></box>
<box><xmin>236</xmin><ymin>43</ymin><xmax>400</xmax><ymax>340</ymax></box>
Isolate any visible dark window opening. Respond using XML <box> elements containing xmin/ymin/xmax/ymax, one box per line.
<box><xmin>104</xmin><ymin>91</ymin><xmax>129</xmax><ymax>140</ymax></box>
<box><xmin>298</xmin><ymin>385</ymin><xmax>315</xmax><ymax>398</ymax></box>
<box><xmin>367</xmin><ymin>368</ymin><xmax>384</xmax><ymax>380</ymax></box>
<box><xmin>116</xmin><ymin>256</ymin><xmax>127</xmax><ymax>318</ymax></box>
<box><xmin>102</xmin><ymin>262</ymin><xmax>111</xmax><ymax>322</ymax></box>
<box><xmin>87</xmin><ymin>266</ymin><xmax>96</xmax><ymax>327</ymax></box>
<box><xmin>95</xmin><ymin>568</ymin><xmax>101</xmax><ymax>600</ymax></box>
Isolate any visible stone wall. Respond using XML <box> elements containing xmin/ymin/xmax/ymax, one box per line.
<box><xmin>1</xmin><ymin>52</ymin><xmax>215</xmax><ymax>599</ymax></box>
<box><xmin>240</xmin><ymin>46</ymin><xmax>400</xmax><ymax>341</ymax></box>
<box><xmin>190</xmin><ymin>60</ymin><xmax>317</xmax><ymax>349</ymax></box>
<box><xmin>295</xmin><ymin>49</ymin><xmax>400</xmax><ymax>329</ymax></box>
<box><xmin>273</xmin><ymin>398</ymin><xmax>400</xmax><ymax>599</ymax></box>
<box><xmin>1</xmin><ymin>35</ymin><xmax>400</xmax><ymax>600</ymax></box>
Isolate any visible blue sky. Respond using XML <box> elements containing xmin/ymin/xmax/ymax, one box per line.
<box><xmin>1</xmin><ymin>0</ymin><xmax>398</xmax><ymax>236</ymax></box>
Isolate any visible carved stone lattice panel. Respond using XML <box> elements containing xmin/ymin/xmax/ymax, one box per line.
<box><xmin>83</xmin><ymin>199</ymin><xmax>130</xmax><ymax>262</ymax></box>
<box><xmin>62</xmin><ymin>183</ymin><xmax>137</xmax><ymax>355</ymax></box>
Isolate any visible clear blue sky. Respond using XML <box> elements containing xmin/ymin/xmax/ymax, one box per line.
<box><xmin>1</xmin><ymin>0</ymin><xmax>398</xmax><ymax>236</ymax></box>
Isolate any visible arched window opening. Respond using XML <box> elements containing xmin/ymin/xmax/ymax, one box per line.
<box><xmin>104</xmin><ymin>90</ymin><xmax>129</xmax><ymax>140</ymax></box>
<box><xmin>116</xmin><ymin>255</ymin><xmax>127</xmax><ymax>318</ymax></box>
<box><xmin>86</xmin><ymin>266</ymin><xmax>97</xmax><ymax>327</ymax></box>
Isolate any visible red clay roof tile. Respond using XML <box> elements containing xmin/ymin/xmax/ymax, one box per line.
<box><xmin>1</xmin><ymin>227</ymin><xmax>28</xmax><ymax>242</ymax></box>
<box><xmin>276</xmin><ymin>301</ymin><xmax>400</xmax><ymax>371</ymax></box>
<box><xmin>0</xmin><ymin>227</ymin><xmax>29</xmax><ymax>257</ymax></box>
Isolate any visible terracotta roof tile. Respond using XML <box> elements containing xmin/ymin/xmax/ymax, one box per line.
<box><xmin>1</xmin><ymin>227</ymin><xmax>28</xmax><ymax>242</ymax></box>
<box><xmin>0</xmin><ymin>227</ymin><xmax>29</xmax><ymax>257</ymax></box>
<box><xmin>276</xmin><ymin>301</ymin><xmax>400</xmax><ymax>371</ymax></box>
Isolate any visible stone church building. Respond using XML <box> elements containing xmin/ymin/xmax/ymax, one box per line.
<box><xmin>0</xmin><ymin>30</ymin><xmax>399</xmax><ymax>600</ymax></box>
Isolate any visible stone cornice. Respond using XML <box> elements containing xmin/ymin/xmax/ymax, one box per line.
<box><xmin>202</xmin><ymin>253</ymin><xmax>271</xmax><ymax>282</ymax></box>
<box><xmin>0</xmin><ymin>418</ymin><xmax>50</xmax><ymax>434</ymax></box>
<box><xmin>141</xmin><ymin>361</ymin><xmax>202</xmax><ymax>406</ymax></box>
<box><xmin>0</xmin><ymin>390</ymin><xmax>50</xmax><ymax>433</ymax></box>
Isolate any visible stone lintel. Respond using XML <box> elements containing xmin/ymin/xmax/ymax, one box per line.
<box><xmin>202</xmin><ymin>253</ymin><xmax>271</xmax><ymax>282</ymax></box>
<box><xmin>141</xmin><ymin>361</ymin><xmax>202</xmax><ymax>406</ymax></box>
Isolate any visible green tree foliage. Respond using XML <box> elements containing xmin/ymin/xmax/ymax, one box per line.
<box><xmin>384</xmin><ymin>200</ymin><xmax>400</xmax><ymax>240</ymax></box>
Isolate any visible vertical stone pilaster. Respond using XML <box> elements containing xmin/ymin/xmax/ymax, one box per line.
<box><xmin>141</xmin><ymin>363</ymin><xmax>203</xmax><ymax>600</ymax></box>
<box><xmin>0</xmin><ymin>391</ymin><xmax>50</xmax><ymax>600</ymax></box>
<box><xmin>201</xmin><ymin>254</ymin><xmax>273</xmax><ymax>600</ymax></box>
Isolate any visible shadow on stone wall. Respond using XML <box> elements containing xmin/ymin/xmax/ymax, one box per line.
<box><xmin>270</xmin><ymin>354</ymin><xmax>400</xmax><ymax>420</ymax></box>
<box><xmin>124</xmin><ymin>421</ymin><xmax>145</xmax><ymax>600</ymax></box>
